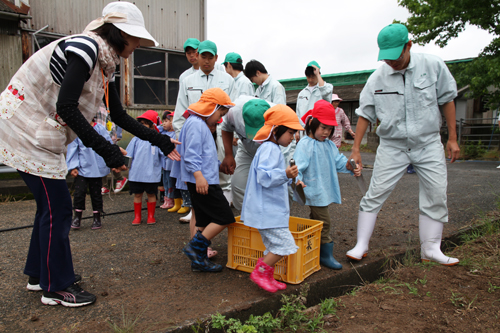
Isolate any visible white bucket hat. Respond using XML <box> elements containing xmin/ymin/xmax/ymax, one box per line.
<box><xmin>331</xmin><ymin>94</ymin><xmax>343</xmax><ymax>101</ymax></box>
<box><xmin>85</xmin><ymin>1</ymin><xmax>158</xmax><ymax>47</ymax></box>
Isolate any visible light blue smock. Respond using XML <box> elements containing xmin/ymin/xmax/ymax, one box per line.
<box><xmin>255</xmin><ymin>75</ymin><xmax>286</xmax><ymax>105</ymax></box>
<box><xmin>66</xmin><ymin>123</ymin><xmax>111</xmax><ymax>178</ymax></box>
<box><xmin>296</xmin><ymin>83</ymin><xmax>334</xmax><ymax>123</ymax></box>
<box><xmin>240</xmin><ymin>141</ymin><xmax>292</xmax><ymax>229</ymax></box>
<box><xmin>126</xmin><ymin>137</ymin><xmax>163</xmax><ymax>183</ymax></box>
<box><xmin>293</xmin><ymin>136</ymin><xmax>351</xmax><ymax>207</ymax></box>
<box><xmin>159</xmin><ymin>128</ymin><xmax>176</xmax><ymax>171</ymax></box>
<box><xmin>230</xmin><ymin>72</ymin><xmax>255</xmax><ymax>101</ymax></box>
<box><xmin>170</xmin><ymin>115</ymin><xmax>220</xmax><ymax>188</ymax></box>
<box><xmin>173</xmin><ymin>68</ymin><xmax>235</xmax><ymax>138</ymax></box>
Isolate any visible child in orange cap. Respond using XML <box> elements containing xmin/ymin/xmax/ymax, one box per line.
<box><xmin>126</xmin><ymin>110</ymin><xmax>164</xmax><ymax>225</ymax></box>
<box><xmin>171</xmin><ymin>88</ymin><xmax>236</xmax><ymax>272</ymax></box>
<box><xmin>240</xmin><ymin>104</ymin><xmax>304</xmax><ymax>293</ymax></box>
<box><xmin>294</xmin><ymin>100</ymin><xmax>361</xmax><ymax>270</ymax></box>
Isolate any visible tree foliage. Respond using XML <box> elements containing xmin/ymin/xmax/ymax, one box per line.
<box><xmin>397</xmin><ymin>0</ymin><xmax>500</xmax><ymax>108</ymax></box>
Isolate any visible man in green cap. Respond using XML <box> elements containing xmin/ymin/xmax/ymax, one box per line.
<box><xmin>173</xmin><ymin>39</ymin><xmax>235</xmax><ymax>227</ymax></box>
<box><xmin>223</xmin><ymin>52</ymin><xmax>255</xmax><ymax>101</ymax></box>
<box><xmin>179</xmin><ymin>38</ymin><xmax>227</xmax><ymax>83</ymax></box>
<box><xmin>346</xmin><ymin>23</ymin><xmax>460</xmax><ymax>266</ymax></box>
<box><xmin>296</xmin><ymin>61</ymin><xmax>333</xmax><ymax>130</ymax></box>
<box><xmin>220</xmin><ymin>96</ymin><xmax>273</xmax><ymax>210</ymax></box>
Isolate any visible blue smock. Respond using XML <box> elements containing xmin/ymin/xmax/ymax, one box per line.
<box><xmin>170</xmin><ymin>115</ymin><xmax>219</xmax><ymax>188</ymax></box>
<box><xmin>241</xmin><ymin>141</ymin><xmax>292</xmax><ymax>229</ymax></box>
<box><xmin>66</xmin><ymin>123</ymin><xmax>111</xmax><ymax>178</ymax></box>
<box><xmin>160</xmin><ymin>129</ymin><xmax>176</xmax><ymax>171</ymax></box>
<box><xmin>126</xmin><ymin>136</ymin><xmax>163</xmax><ymax>183</ymax></box>
<box><xmin>293</xmin><ymin>136</ymin><xmax>351</xmax><ymax>207</ymax></box>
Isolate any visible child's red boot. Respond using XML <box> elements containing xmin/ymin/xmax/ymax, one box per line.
<box><xmin>147</xmin><ymin>201</ymin><xmax>156</xmax><ymax>224</ymax></box>
<box><xmin>250</xmin><ymin>258</ymin><xmax>278</xmax><ymax>293</ymax></box>
<box><xmin>268</xmin><ymin>265</ymin><xmax>287</xmax><ymax>290</ymax></box>
<box><xmin>132</xmin><ymin>202</ymin><xmax>142</xmax><ymax>225</ymax></box>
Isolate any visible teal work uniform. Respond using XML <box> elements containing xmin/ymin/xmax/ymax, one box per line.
<box><xmin>230</xmin><ymin>72</ymin><xmax>255</xmax><ymax>101</ymax></box>
<box><xmin>356</xmin><ymin>52</ymin><xmax>457</xmax><ymax>222</ymax></box>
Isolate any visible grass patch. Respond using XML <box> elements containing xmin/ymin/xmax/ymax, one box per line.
<box><xmin>339</xmin><ymin>143</ymin><xmax>374</xmax><ymax>153</ymax></box>
<box><xmin>0</xmin><ymin>193</ymin><xmax>35</xmax><ymax>202</ymax></box>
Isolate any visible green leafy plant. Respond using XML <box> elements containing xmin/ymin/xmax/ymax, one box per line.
<box><xmin>462</xmin><ymin>140</ymin><xmax>487</xmax><ymax>159</ymax></box>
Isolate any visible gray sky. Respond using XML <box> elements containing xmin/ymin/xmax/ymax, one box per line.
<box><xmin>207</xmin><ymin>0</ymin><xmax>493</xmax><ymax>80</ymax></box>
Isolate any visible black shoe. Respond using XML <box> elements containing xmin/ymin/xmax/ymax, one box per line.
<box><xmin>91</xmin><ymin>212</ymin><xmax>102</xmax><ymax>230</ymax></box>
<box><xmin>27</xmin><ymin>274</ymin><xmax>82</xmax><ymax>291</ymax></box>
<box><xmin>41</xmin><ymin>283</ymin><xmax>96</xmax><ymax>307</ymax></box>
<box><xmin>191</xmin><ymin>261</ymin><xmax>223</xmax><ymax>272</ymax></box>
<box><xmin>71</xmin><ymin>211</ymin><xmax>82</xmax><ymax>229</ymax></box>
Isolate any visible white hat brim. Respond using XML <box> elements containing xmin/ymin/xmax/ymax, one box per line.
<box><xmin>113</xmin><ymin>22</ymin><xmax>158</xmax><ymax>47</ymax></box>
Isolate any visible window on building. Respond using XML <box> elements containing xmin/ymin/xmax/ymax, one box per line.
<box><xmin>33</xmin><ymin>34</ymin><xmax>59</xmax><ymax>53</ymax></box>
<box><xmin>133</xmin><ymin>49</ymin><xmax>190</xmax><ymax>107</ymax></box>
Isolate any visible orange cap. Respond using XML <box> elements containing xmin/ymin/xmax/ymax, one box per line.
<box><xmin>253</xmin><ymin>104</ymin><xmax>304</xmax><ymax>142</ymax></box>
<box><xmin>187</xmin><ymin>88</ymin><xmax>235</xmax><ymax>118</ymax></box>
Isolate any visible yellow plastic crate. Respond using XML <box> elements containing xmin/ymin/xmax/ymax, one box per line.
<box><xmin>226</xmin><ymin>216</ymin><xmax>323</xmax><ymax>284</ymax></box>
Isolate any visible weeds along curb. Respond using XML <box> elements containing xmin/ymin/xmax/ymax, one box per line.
<box><xmin>167</xmin><ymin>222</ymin><xmax>494</xmax><ymax>333</ymax></box>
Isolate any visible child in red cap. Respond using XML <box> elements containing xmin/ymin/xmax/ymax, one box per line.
<box><xmin>240</xmin><ymin>104</ymin><xmax>304</xmax><ymax>293</ymax></box>
<box><xmin>293</xmin><ymin>100</ymin><xmax>361</xmax><ymax>270</ymax></box>
<box><xmin>171</xmin><ymin>88</ymin><xmax>236</xmax><ymax>272</ymax></box>
<box><xmin>126</xmin><ymin>110</ymin><xmax>164</xmax><ymax>225</ymax></box>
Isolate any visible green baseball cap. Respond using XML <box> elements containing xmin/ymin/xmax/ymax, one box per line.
<box><xmin>198</xmin><ymin>40</ymin><xmax>217</xmax><ymax>55</ymax></box>
<box><xmin>307</xmin><ymin>60</ymin><xmax>320</xmax><ymax>69</ymax></box>
<box><xmin>377</xmin><ymin>24</ymin><xmax>409</xmax><ymax>61</ymax></box>
<box><xmin>223</xmin><ymin>52</ymin><xmax>243</xmax><ymax>64</ymax></box>
<box><xmin>242</xmin><ymin>99</ymin><xmax>271</xmax><ymax>139</ymax></box>
<box><xmin>183</xmin><ymin>38</ymin><xmax>200</xmax><ymax>52</ymax></box>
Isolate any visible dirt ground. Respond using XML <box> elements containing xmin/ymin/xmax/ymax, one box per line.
<box><xmin>0</xmin><ymin>155</ymin><xmax>499</xmax><ymax>332</ymax></box>
<box><xmin>320</xmin><ymin>216</ymin><xmax>500</xmax><ymax>333</ymax></box>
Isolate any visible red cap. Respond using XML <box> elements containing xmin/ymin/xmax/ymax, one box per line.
<box><xmin>301</xmin><ymin>100</ymin><xmax>338</xmax><ymax>126</ymax></box>
<box><xmin>137</xmin><ymin>110</ymin><xmax>160</xmax><ymax>132</ymax></box>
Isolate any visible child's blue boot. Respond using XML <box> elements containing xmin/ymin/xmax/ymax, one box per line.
<box><xmin>320</xmin><ymin>242</ymin><xmax>343</xmax><ymax>270</ymax></box>
<box><xmin>183</xmin><ymin>231</ymin><xmax>223</xmax><ymax>272</ymax></box>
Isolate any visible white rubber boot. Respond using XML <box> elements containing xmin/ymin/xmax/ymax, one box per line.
<box><xmin>419</xmin><ymin>215</ymin><xmax>459</xmax><ymax>266</ymax></box>
<box><xmin>346</xmin><ymin>211</ymin><xmax>377</xmax><ymax>261</ymax></box>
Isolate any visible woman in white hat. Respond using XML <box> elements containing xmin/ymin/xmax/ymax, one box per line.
<box><xmin>331</xmin><ymin>94</ymin><xmax>356</xmax><ymax>148</ymax></box>
<box><xmin>0</xmin><ymin>1</ymin><xmax>179</xmax><ymax>307</ymax></box>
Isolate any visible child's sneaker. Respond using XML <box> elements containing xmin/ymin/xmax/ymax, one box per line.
<box><xmin>41</xmin><ymin>283</ymin><xmax>96</xmax><ymax>307</ymax></box>
<box><xmin>114</xmin><ymin>178</ymin><xmax>128</xmax><ymax>193</ymax></box>
<box><xmin>101</xmin><ymin>187</ymin><xmax>110</xmax><ymax>195</ymax></box>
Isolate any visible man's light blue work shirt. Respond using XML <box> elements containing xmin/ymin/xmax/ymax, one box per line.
<box><xmin>255</xmin><ymin>75</ymin><xmax>286</xmax><ymax>105</ymax></box>
<box><xmin>241</xmin><ymin>141</ymin><xmax>292</xmax><ymax>229</ymax></box>
<box><xmin>173</xmin><ymin>68</ymin><xmax>235</xmax><ymax>137</ymax></box>
<box><xmin>356</xmin><ymin>52</ymin><xmax>457</xmax><ymax>148</ymax></box>
<box><xmin>230</xmin><ymin>72</ymin><xmax>255</xmax><ymax>101</ymax></box>
<box><xmin>170</xmin><ymin>115</ymin><xmax>220</xmax><ymax>187</ymax></box>
<box><xmin>178</xmin><ymin>64</ymin><xmax>226</xmax><ymax>83</ymax></box>
<box><xmin>126</xmin><ymin>137</ymin><xmax>163</xmax><ymax>183</ymax></box>
<box><xmin>296</xmin><ymin>83</ymin><xmax>334</xmax><ymax>123</ymax></box>
<box><xmin>293</xmin><ymin>136</ymin><xmax>351</xmax><ymax>207</ymax></box>
<box><xmin>66</xmin><ymin>123</ymin><xmax>111</xmax><ymax>178</ymax></box>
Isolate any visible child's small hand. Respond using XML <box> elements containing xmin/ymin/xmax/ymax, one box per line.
<box><xmin>286</xmin><ymin>165</ymin><xmax>298</xmax><ymax>179</ymax></box>
<box><xmin>70</xmin><ymin>169</ymin><xmax>78</xmax><ymax>178</ymax></box>
<box><xmin>353</xmin><ymin>163</ymin><xmax>362</xmax><ymax>177</ymax></box>
<box><xmin>296</xmin><ymin>180</ymin><xmax>306</xmax><ymax>188</ymax></box>
<box><xmin>194</xmin><ymin>171</ymin><xmax>209</xmax><ymax>195</ymax></box>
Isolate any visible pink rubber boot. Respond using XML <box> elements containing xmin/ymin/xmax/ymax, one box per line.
<box><xmin>268</xmin><ymin>265</ymin><xmax>287</xmax><ymax>290</ymax></box>
<box><xmin>250</xmin><ymin>258</ymin><xmax>278</xmax><ymax>293</ymax></box>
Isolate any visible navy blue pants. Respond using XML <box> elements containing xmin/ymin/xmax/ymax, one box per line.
<box><xmin>19</xmin><ymin>171</ymin><xmax>75</xmax><ymax>292</ymax></box>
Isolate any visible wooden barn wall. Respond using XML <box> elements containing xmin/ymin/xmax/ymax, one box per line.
<box><xmin>0</xmin><ymin>34</ymin><xmax>22</xmax><ymax>89</ymax></box>
<box><xmin>20</xmin><ymin>0</ymin><xmax>205</xmax><ymax>51</ymax></box>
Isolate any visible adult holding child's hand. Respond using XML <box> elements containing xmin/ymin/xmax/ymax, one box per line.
<box><xmin>0</xmin><ymin>1</ymin><xmax>177</xmax><ymax>308</ymax></box>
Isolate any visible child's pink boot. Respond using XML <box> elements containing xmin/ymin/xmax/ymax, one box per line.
<box><xmin>132</xmin><ymin>202</ymin><xmax>142</xmax><ymax>225</ymax></box>
<box><xmin>160</xmin><ymin>197</ymin><xmax>174</xmax><ymax>209</ymax></box>
<box><xmin>267</xmin><ymin>265</ymin><xmax>286</xmax><ymax>290</ymax></box>
<box><xmin>147</xmin><ymin>201</ymin><xmax>156</xmax><ymax>224</ymax></box>
<box><xmin>250</xmin><ymin>258</ymin><xmax>278</xmax><ymax>293</ymax></box>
